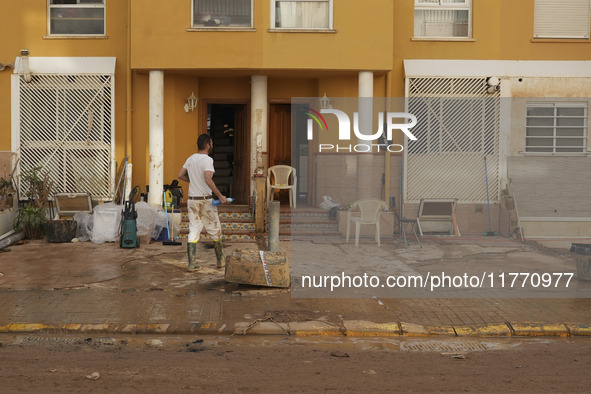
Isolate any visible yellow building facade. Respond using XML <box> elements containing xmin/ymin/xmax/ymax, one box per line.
<box><xmin>1</xmin><ymin>0</ymin><xmax>590</xmax><ymax>237</ymax></box>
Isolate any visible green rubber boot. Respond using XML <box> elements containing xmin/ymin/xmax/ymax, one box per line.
<box><xmin>214</xmin><ymin>240</ymin><xmax>225</xmax><ymax>269</ymax></box>
<box><xmin>187</xmin><ymin>241</ymin><xmax>200</xmax><ymax>271</ymax></box>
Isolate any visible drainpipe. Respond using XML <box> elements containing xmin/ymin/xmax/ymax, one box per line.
<box><xmin>20</xmin><ymin>49</ymin><xmax>32</xmax><ymax>83</ymax></box>
<box><xmin>384</xmin><ymin>71</ymin><xmax>392</xmax><ymax>207</ymax></box>
<box><xmin>125</xmin><ymin>0</ymin><xmax>133</xmax><ymax>161</ymax></box>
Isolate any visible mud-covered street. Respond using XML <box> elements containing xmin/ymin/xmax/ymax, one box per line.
<box><xmin>2</xmin><ymin>334</ymin><xmax>591</xmax><ymax>393</ymax></box>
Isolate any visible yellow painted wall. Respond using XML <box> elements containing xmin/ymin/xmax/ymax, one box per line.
<box><xmin>391</xmin><ymin>0</ymin><xmax>591</xmax><ymax>96</ymax></box>
<box><xmin>132</xmin><ymin>73</ymin><xmax>203</xmax><ymax>195</ymax></box>
<box><xmin>0</xmin><ymin>0</ymin><xmax>129</xmax><ymax>167</ymax></box>
<box><xmin>130</xmin><ymin>0</ymin><xmax>393</xmax><ymax>72</ymax></box>
<box><xmin>500</xmin><ymin>0</ymin><xmax>591</xmax><ymax>60</ymax></box>
<box><xmin>3</xmin><ymin>0</ymin><xmax>591</xmax><ymax>198</ymax></box>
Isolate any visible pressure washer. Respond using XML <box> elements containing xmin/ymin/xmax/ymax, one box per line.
<box><xmin>120</xmin><ymin>186</ymin><xmax>140</xmax><ymax>248</ymax></box>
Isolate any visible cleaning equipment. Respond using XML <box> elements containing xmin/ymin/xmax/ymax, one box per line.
<box><xmin>164</xmin><ymin>180</ymin><xmax>183</xmax><ymax>209</ymax></box>
<box><xmin>162</xmin><ymin>190</ymin><xmax>181</xmax><ymax>246</ymax></box>
<box><xmin>164</xmin><ymin>189</ymin><xmax>173</xmax><ymax>211</ymax></box>
<box><xmin>483</xmin><ymin>156</ymin><xmax>497</xmax><ymax>236</ymax></box>
<box><xmin>212</xmin><ymin>198</ymin><xmax>234</xmax><ymax>206</ymax></box>
<box><xmin>120</xmin><ymin>186</ymin><xmax>140</xmax><ymax>248</ymax></box>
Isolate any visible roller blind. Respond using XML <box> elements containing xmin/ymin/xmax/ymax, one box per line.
<box><xmin>534</xmin><ymin>0</ymin><xmax>591</xmax><ymax>39</ymax></box>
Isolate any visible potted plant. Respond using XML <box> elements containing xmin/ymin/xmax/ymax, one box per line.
<box><xmin>0</xmin><ymin>177</ymin><xmax>15</xmax><ymax>212</ymax></box>
<box><xmin>13</xmin><ymin>167</ymin><xmax>53</xmax><ymax>239</ymax></box>
<box><xmin>14</xmin><ymin>202</ymin><xmax>47</xmax><ymax>239</ymax></box>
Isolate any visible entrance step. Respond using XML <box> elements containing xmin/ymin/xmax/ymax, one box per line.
<box><xmin>215</xmin><ymin>145</ymin><xmax>234</xmax><ymax>153</ymax></box>
<box><xmin>177</xmin><ymin>204</ymin><xmax>341</xmax><ymax>241</ymax></box>
<box><xmin>213</xmin><ymin>153</ymin><xmax>232</xmax><ymax>161</ymax></box>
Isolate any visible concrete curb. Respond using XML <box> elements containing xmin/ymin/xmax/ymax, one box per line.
<box><xmin>454</xmin><ymin>323</ymin><xmax>512</xmax><ymax>337</ymax></box>
<box><xmin>1</xmin><ymin>321</ymin><xmax>590</xmax><ymax>337</ymax></box>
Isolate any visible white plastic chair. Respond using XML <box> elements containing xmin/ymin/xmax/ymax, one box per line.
<box><xmin>267</xmin><ymin>165</ymin><xmax>297</xmax><ymax>208</ymax></box>
<box><xmin>346</xmin><ymin>199</ymin><xmax>387</xmax><ymax>247</ymax></box>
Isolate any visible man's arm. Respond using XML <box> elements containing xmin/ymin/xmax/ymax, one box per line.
<box><xmin>178</xmin><ymin>167</ymin><xmax>190</xmax><ymax>183</ymax></box>
<box><xmin>204</xmin><ymin>171</ymin><xmax>228</xmax><ymax>204</ymax></box>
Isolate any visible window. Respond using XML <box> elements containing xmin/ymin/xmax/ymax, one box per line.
<box><xmin>534</xmin><ymin>0</ymin><xmax>590</xmax><ymax>39</ymax></box>
<box><xmin>192</xmin><ymin>0</ymin><xmax>253</xmax><ymax>28</ymax></box>
<box><xmin>271</xmin><ymin>0</ymin><xmax>333</xmax><ymax>29</ymax></box>
<box><xmin>48</xmin><ymin>0</ymin><xmax>105</xmax><ymax>36</ymax></box>
<box><xmin>526</xmin><ymin>103</ymin><xmax>588</xmax><ymax>153</ymax></box>
<box><xmin>414</xmin><ymin>0</ymin><xmax>471</xmax><ymax>38</ymax></box>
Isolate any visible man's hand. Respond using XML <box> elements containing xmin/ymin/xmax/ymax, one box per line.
<box><xmin>219</xmin><ymin>196</ymin><xmax>228</xmax><ymax>204</ymax></box>
<box><xmin>178</xmin><ymin>167</ymin><xmax>190</xmax><ymax>182</ymax></box>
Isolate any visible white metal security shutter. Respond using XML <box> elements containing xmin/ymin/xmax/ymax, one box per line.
<box><xmin>406</xmin><ymin>77</ymin><xmax>500</xmax><ymax>203</ymax></box>
<box><xmin>534</xmin><ymin>0</ymin><xmax>591</xmax><ymax>39</ymax></box>
<box><xmin>17</xmin><ymin>73</ymin><xmax>115</xmax><ymax>199</ymax></box>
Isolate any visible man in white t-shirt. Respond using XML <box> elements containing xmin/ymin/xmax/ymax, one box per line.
<box><xmin>178</xmin><ymin>134</ymin><xmax>228</xmax><ymax>271</ymax></box>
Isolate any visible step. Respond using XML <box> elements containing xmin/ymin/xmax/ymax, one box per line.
<box><xmin>178</xmin><ymin>232</ymin><xmax>255</xmax><ymax>242</ymax></box>
<box><xmin>181</xmin><ymin>210</ymin><xmax>253</xmax><ymax>221</ymax></box>
<box><xmin>215</xmin><ymin>168</ymin><xmax>233</xmax><ymax>177</ymax></box>
<box><xmin>213</xmin><ymin>153</ymin><xmax>232</xmax><ymax>161</ymax></box>
<box><xmin>179</xmin><ymin>228</ymin><xmax>256</xmax><ymax>242</ymax></box>
<box><xmin>212</xmin><ymin>136</ymin><xmax>232</xmax><ymax>145</ymax></box>
<box><xmin>273</xmin><ymin>216</ymin><xmax>336</xmax><ymax>225</ymax></box>
<box><xmin>213</xmin><ymin>176</ymin><xmax>233</xmax><ymax>184</ymax></box>
<box><xmin>214</xmin><ymin>145</ymin><xmax>234</xmax><ymax>153</ymax></box>
<box><xmin>180</xmin><ymin>221</ymin><xmax>256</xmax><ymax>231</ymax></box>
<box><xmin>279</xmin><ymin>230</ymin><xmax>342</xmax><ymax>240</ymax></box>
<box><xmin>213</xmin><ymin>161</ymin><xmax>232</xmax><ymax>169</ymax></box>
<box><xmin>277</xmin><ymin>222</ymin><xmax>339</xmax><ymax>232</ymax></box>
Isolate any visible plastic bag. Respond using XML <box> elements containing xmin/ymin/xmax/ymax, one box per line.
<box><xmin>73</xmin><ymin>212</ymin><xmax>93</xmax><ymax>242</ymax></box>
<box><xmin>135</xmin><ymin>201</ymin><xmax>157</xmax><ymax>237</ymax></box>
<box><xmin>91</xmin><ymin>203</ymin><xmax>122</xmax><ymax>244</ymax></box>
<box><xmin>319</xmin><ymin>196</ymin><xmax>340</xmax><ymax>210</ymax></box>
<box><xmin>152</xmin><ymin>209</ymin><xmax>168</xmax><ymax>240</ymax></box>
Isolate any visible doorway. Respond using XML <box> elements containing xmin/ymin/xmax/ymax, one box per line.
<box><xmin>268</xmin><ymin>103</ymin><xmax>310</xmax><ymax>205</ymax></box>
<box><xmin>205</xmin><ymin>103</ymin><xmax>249</xmax><ymax>204</ymax></box>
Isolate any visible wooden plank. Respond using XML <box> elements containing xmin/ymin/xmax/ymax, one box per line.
<box><xmin>55</xmin><ymin>193</ymin><xmax>93</xmax><ymax>216</ymax></box>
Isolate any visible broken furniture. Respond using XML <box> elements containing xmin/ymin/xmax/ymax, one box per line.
<box><xmin>225</xmin><ymin>249</ymin><xmax>290</xmax><ymax>288</ymax></box>
<box><xmin>267</xmin><ymin>165</ymin><xmax>297</xmax><ymax>209</ymax></box>
<box><xmin>416</xmin><ymin>198</ymin><xmax>459</xmax><ymax>236</ymax></box>
<box><xmin>399</xmin><ymin>218</ymin><xmax>422</xmax><ymax>248</ymax></box>
<box><xmin>46</xmin><ymin>193</ymin><xmax>93</xmax><ymax>243</ymax></box>
<box><xmin>346</xmin><ymin>199</ymin><xmax>387</xmax><ymax>247</ymax></box>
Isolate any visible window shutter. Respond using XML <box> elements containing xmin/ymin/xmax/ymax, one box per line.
<box><xmin>534</xmin><ymin>0</ymin><xmax>591</xmax><ymax>38</ymax></box>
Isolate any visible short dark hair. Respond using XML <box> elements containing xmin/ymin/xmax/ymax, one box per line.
<box><xmin>197</xmin><ymin>134</ymin><xmax>211</xmax><ymax>150</ymax></box>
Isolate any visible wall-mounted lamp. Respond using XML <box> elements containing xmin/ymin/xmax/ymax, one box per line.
<box><xmin>319</xmin><ymin>92</ymin><xmax>332</xmax><ymax>109</ymax></box>
<box><xmin>486</xmin><ymin>77</ymin><xmax>500</xmax><ymax>94</ymax></box>
<box><xmin>184</xmin><ymin>92</ymin><xmax>198</xmax><ymax>112</ymax></box>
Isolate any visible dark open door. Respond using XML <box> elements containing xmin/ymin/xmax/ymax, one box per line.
<box><xmin>205</xmin><ymin>102</ymin><xmax>249</xmax><ymax>204</ymax></box>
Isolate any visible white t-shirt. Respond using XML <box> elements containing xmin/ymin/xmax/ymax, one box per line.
<box><xmin>183</xmin><ymin>153</ymin><xmax>215</xmax><ymax>197</ymax></box>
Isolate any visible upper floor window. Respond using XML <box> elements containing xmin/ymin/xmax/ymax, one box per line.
<box><xmin>526</xmin><ymin>103</ymin><xmax>588</xmax><ymax>153</ymax></box>
<box><xmin>534</xmin><ymin>0</ymin><xmax>590</xmax><ymax>39</ymax></box>
<box><xmin>192</xmin><ymin>0</ymin><xmax>253</xmax><ymax>28</ymax></box>
<box><xmin>271</xmin><ymin>0</ymin><xmax>333</xmax><ymax>30</ymax></box>
<box><xmin>48</xmin><ymin>0</ymin><xmax>105</xmax><ymax>36</ymax></box>
<box><xmin>414</xmin><ymin>0</ymin><xmax>471</xmax><ymax>39</ymax></box>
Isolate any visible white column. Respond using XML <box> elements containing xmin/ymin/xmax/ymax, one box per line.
<box><xmin>149</xmin><ymin>70</ymin><xmax>164</xmax><ymax>206</ymax></box>
<box><xmin>251</xmin><ymin>75</ymin><xmax>268</xmax><ymax>194</ymax></box>
<box><xmin>357</xmin><ymin>71</ymin><xmax>374</xmax><ymax>200</ymax></box>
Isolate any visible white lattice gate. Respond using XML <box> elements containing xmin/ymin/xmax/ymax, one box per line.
<box><xmin>15</xmin><ymin>73</ymin><xmax>115</xmax><ymax>200</ymax></box>
<box><xmin>405</xmin><ymin>77</ymin><xmax>500</xmax><ymax>203</ymax></box>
